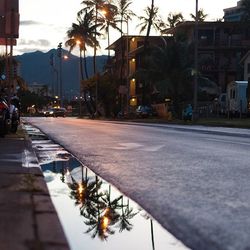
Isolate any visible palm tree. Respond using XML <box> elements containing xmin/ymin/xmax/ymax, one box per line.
<box><xmin>146</xmin><ymin>0</ymin><xmax>155</xmax><ymax>38</ymax></box>
<box><xmin>160</xmin><ymin>12</ymin><xmax>183</xmax><ymax>35</ymax></box>
<box><xmin>66</xmin><ymin>10</ymin><xmax>100</xmax><ymax>116</ymax></box>
<box><xmin>167</xmin><ymin>12</ymin><xmax>184</xmax><ymax>28</ymax></box>
<box><xmin>117</xmin><ymin>197</ymin><xmax>138</xmax><ymax>232</ymax></box>
<box><xmin>66</xmin><ymin>9</ymin><xmax>99</xmax><ymax>80</ymax></box>
<box><xmin>115</xmin><ymin>0</ymin><xmax>135</xmax><ymax>35</ymax></box>
<box><xmin>78</xmin><ymin>0</ymin><xmax>109</xmax><ymax>117</ymax></box>
<box><xmin>190</xmin><ymin>8</ymin><xmax>208</xmax><ymax>21</ymax></box>
<box><xmin>100</xmin><ymin>185</ymin><xmax>122</xmax><ymax>226</ymax></box>
<box><xmin>99</xmin><ymin>2</ymin><xmax>120</xmax><ymax>57</ymax></box>
<box><xmin>137</xmin><ymin>6</ymin><xmax>162</xmax><ymax>35</ymax></box>
<box><xmin>149</xmin><ymin>38</ymin><xmax>193</xmax><ymax>116</ymax></box>
<box><xmin>114</xmin><ymin>0</ymin><xmax>135</xmax><ymax>115</ymax></box>
<box><xmin>78</xmin><ymin>0</ymin><xmax>106</xmax><ymax>75</ymax></box>
<box><xmin>241</xmin><ymin>0</ymin><xmax>250</xmax><ymax>21</ymax></box>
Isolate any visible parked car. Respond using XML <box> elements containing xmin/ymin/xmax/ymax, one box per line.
<box><xmin>44</xmin><ymin>108</ymin><xmax>66</xmax><ymax>117</ymax></box>
<box><xmin>136</xmin><ymin>105</ymin><xmax>157</xmax><ymax>118</ymax></box>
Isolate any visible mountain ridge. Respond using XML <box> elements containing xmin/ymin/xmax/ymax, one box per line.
<box><xmin>15</xmin><ymin>50</ymin><xmax>108</xmax><ymax>98</ymax></box>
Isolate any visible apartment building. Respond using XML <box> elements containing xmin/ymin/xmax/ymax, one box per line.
<box><xmin>223</xmin><ymin>0</ymin><xmax>244</xmax><ymax>21</ymax></box>
<box><xmin>108</xmin><ymin>35</ymin><xmax>169</xmax><ymax>108</ymax></box>
<box><xmin>165</xmin><ymin>21</ymin><xmax>250</xmax><ymax>92</ymax></box>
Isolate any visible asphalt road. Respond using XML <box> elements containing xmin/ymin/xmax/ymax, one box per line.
<box><xmin>23</xmin><ymin>117</ymin><xmax>250</xmax><ymax>250</ymax></box>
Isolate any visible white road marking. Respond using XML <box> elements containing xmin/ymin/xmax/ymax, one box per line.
<box><xmin>111</xmin><ymin>143</ymin><xmax>165</xmax><ymax>152</ymax></box>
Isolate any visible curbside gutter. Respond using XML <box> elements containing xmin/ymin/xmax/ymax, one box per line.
<box><xmin>0</xmin><ymin>125</ymin><xmax>70</xmax><ymax>250</ymax></box>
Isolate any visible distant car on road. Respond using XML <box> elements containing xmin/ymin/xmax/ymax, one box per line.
<box><xmin>44</xmin><ymin>108</ymin><xmax>66</xmax><ymax>117</ymax></box>
<box><xmin>136</xmin><ymin>105</ymin><xmax>157</xmax><ymax>118</ymax></box>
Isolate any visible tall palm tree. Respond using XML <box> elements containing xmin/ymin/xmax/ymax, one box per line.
<box><xmin>137</xmin><ymin>6</ymin><xmax>162</xmax><ymax>35</ymax></box>
<box><xmin>116</xmin><ymin>0</ymin><xmax>135</xmax><ymax>35</ymax></box>
<box><xmin>66</xmin><ymin>10</ymin><xmax>100</xmax><ymax>116</ymax></box>
<box><xmin>78</xmin><ymin>0</ymin><xmax>106</xmax><ymax>75</ymax></box>
<box><xmin>99</xmin><ymin>2</ymin><xmax>120</xmax><ymax>57</ymax></box>
<box><xmin>190</xmin><ymin>8</ymin><xmax>208</xmax><ymax>21</ymax></box>
<box><xmin>117</xmin><ymin>197</ymin><xmax>138</xmax><ymax>232</ymax></box>
<box><xmin>146</xmin><ymin>0</ymin><xmax>155</xmax><ymax>38</ymax></box>
<box><xmin>113</xmin><ymin>0</ymin><xmax>135</xmax><ymax>115</ymax></box>
<box><xmin>78</xmin><ymin>0</ymin><xmax>108</xmax><ymax>117</ymax></box>
<box><xmin>66</xmin><ymin>9</ymin><xmax>99</xmax><ymax>80</ymax></box>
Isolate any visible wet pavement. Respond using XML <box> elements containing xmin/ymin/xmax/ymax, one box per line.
<box><xmin>24</xmin><ymin>123</ymin><xmax>190</xmax><ymax>250</ymax></box>
<box><xmin>0</xmin><ymin>127</ymin><xmax>69</xmax><ymax>250</ymax></box>
<box><xmin>23</xmin><ymin>117</ymin><xmax>250</xmax><ymax>250</ymax></box>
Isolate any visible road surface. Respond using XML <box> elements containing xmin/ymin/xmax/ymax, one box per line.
<box><xmin>23</xmin><ymin>117</ymin><xmax>250</xmax><ymax>250</ymax></box>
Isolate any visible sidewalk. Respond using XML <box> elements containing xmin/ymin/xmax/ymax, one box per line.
<box><xmin>0</xmin><ymin>127</ymin><xmax>70</xmax><ymax>250</ymax></box>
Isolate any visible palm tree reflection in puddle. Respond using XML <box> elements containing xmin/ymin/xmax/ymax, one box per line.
<box><xmin>25</xmin><ymin>124</ymin><xmax>190</xmax><ymax>250</ymax></box>
<box><xmin>64</xmin><ymin>165</ymin><xmax>137</xmax><ymax>241</ymax></box>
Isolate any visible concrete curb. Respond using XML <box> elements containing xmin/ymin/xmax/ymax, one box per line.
<box><xmin>0</xmin><ymin>126</ymin><xmax>70</xmax><ymax>250</ymax></box>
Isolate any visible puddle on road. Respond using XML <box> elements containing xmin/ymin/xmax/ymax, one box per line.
<box><xmin>24</xmin><ymin>124</ymin><xmax>190</xmax><ymax>250</ymax></box>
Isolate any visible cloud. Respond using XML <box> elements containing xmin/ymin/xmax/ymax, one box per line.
<box><xmin>20</xmin><ymin>20</ymin><xmax>44</xmax><ymax>26</ymax></box>
<box><xmin>18</xmin><ymin>39</ymin><xmax>51</xmax><ymax>47</ymax></box>
<box><xmin>15</xmin><ymin>47</ymin><xmax>48</xmax><ymax>55</ymax></box>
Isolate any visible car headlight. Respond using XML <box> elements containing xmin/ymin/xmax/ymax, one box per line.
<box><xmin>49</xmin><ymin>111</ymin><xmax>54</xmax><ymax>114</ymax></box>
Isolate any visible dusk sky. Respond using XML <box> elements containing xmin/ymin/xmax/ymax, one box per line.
<box><xmin>9</xmin><ymin>0</ymin><xmax>239</xmax><ymax>56</ymax></box>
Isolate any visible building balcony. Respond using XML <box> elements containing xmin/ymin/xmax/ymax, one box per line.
<box><xmin>198</xmin><ymin>39</ymin><xmax>250</xmax><ymax>48</ymax></box>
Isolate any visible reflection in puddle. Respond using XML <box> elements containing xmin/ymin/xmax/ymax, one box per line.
<box><xmin>24</xmin><ymin>124</ymin><xmax>190</xmax><ymax>250</ymax></box>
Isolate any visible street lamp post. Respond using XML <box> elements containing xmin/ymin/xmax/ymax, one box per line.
<box><xmin>193</xmin><ymin>0</ymin><xmax>198</xmax><ymax>120</ymax></box>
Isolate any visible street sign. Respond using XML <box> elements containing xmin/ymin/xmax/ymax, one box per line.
<box><xmin>0</xmin><ymin>0</ymin><xmax>19</xmax><ymax>38</ymax></box>
<box><xmin>0</xmin><ymin>0</ymin><xmax>19</xmax><ymax>15</ymax></box>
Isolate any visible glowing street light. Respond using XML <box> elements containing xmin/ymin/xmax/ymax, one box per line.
<box><xmin>76</xmin><ymin>39</ymin><xmax>81</xmax><ymax>46</ymax></box>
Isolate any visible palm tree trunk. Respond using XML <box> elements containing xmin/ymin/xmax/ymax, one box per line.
<box><xmin>120</xmin><ymin>15</ymin><xmax>123</xmax><ymax>36</ymax></box>
<box><xmin>94</xmin><ymin>5</ymin><xmax>98</xmax><ymax>75</ymax></box>
<box><xmin>107</xmin><ymin>23</ymin><xmax>110</xmax><ymax>58</ymax></box>
<box><xmin>79</xmin><ymin>50</ymin><xmax>84</xmax><ymax>116</ymax></box>
<box><xmin>145</xmin><ymin>0</ymin><xmax>154</xmax><ymax>45</ymax></box>
<box><xmin>142</xmin><ymin>0</ymin><xmax>155</xmax><ymax>106</ymax></box>
<box><xmin>82</xmin><ymin>49</ymin><xmax>94</xmax><ymax>116</ymax></box>
<box><xmin>79</xmin><ymin>50</ymin><xmax>84</xmax><ymax>81</ymax></box>
<box><xmin>83</xmin><ymin>49</ymin><xmax>89</xmax><ymax>79</ymax></box>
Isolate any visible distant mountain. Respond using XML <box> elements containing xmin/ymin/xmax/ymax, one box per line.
<box><xmin>15</xmin><ymin>49</ymin><xmax>108</xmax><ymax>98</ymax></box>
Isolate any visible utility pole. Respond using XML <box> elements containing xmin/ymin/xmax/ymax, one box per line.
<box><xmin>193</xmin><ymin>0</ymin><xmax>199</xmax><ymax>120</ymax></box>
<box><xmin>57</xmin><ymin>42</ymin><xmax>63</xmax><ymax>107</ymax></box>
